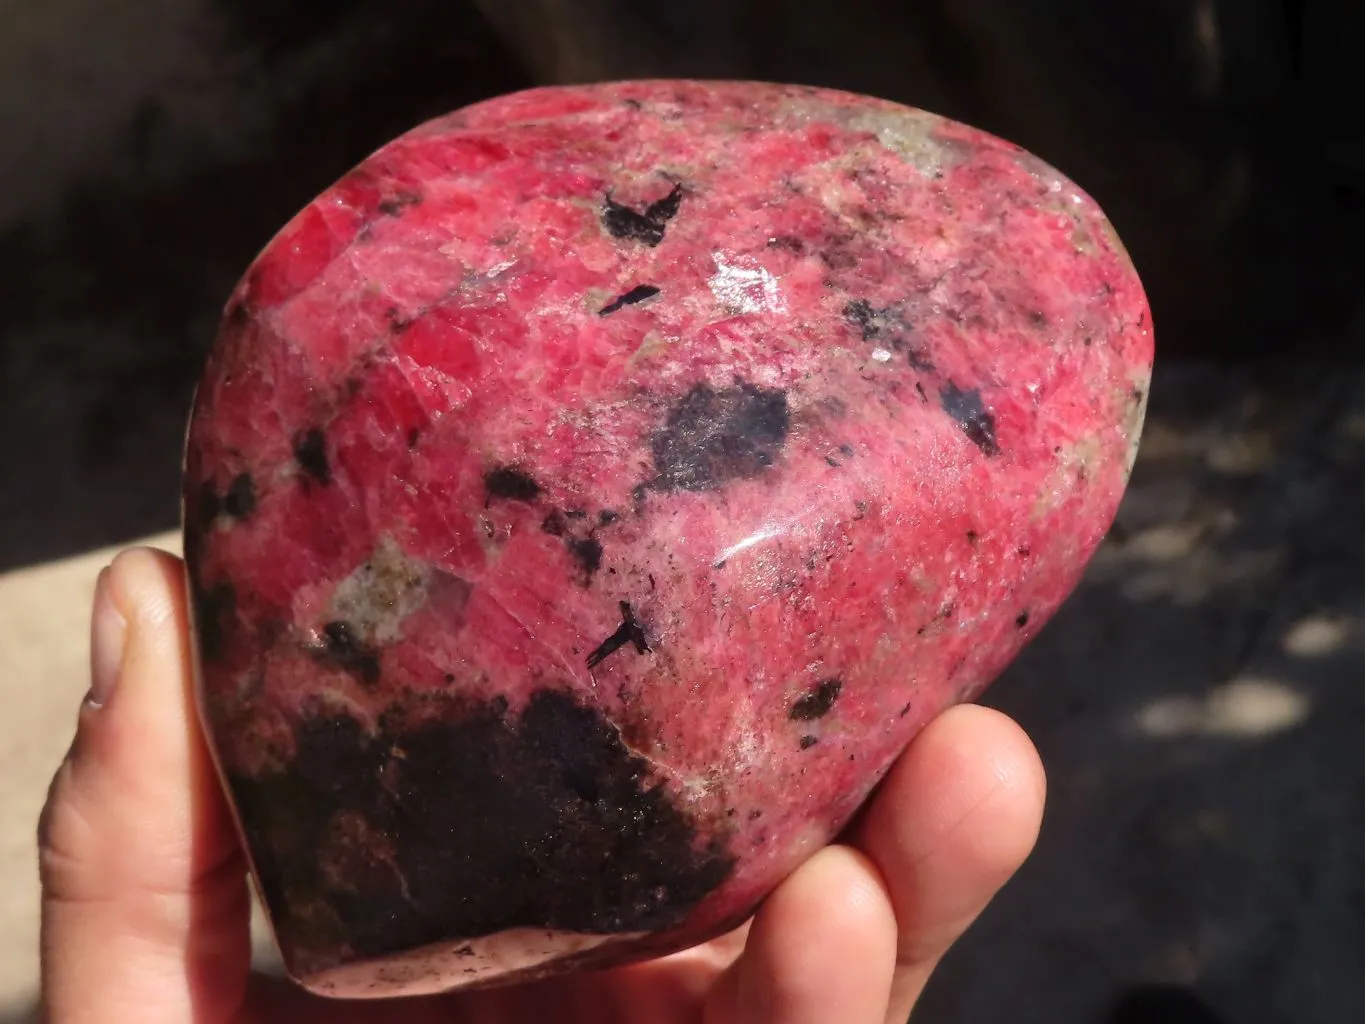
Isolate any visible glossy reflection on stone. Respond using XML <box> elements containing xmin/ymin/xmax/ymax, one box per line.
<box><xmin>183</xmin><ymin>79</ymin><xmax>1153</xmax><ymax>998</ymax></box>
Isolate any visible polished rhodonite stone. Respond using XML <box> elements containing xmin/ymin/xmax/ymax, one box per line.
<box><xmin>182</xmin><ymin>80</ymin><xmax>1153</xmax><ymax>998</ymax></box>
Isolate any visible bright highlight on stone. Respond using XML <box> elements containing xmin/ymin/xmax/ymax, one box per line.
<box><xmin>182</xmin><ymin>80</ymin><xmax>1153</xmax><ymax>999</ymax></box>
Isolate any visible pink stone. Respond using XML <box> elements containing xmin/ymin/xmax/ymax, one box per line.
<box><xmin>182</xmin><ymin>80</ymin><xmax>1152</xmax><ymax>998</ymax></box>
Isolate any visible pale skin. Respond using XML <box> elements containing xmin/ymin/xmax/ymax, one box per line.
<box><xmin>38</xmin><ymin>548</ymin><xmax>1047</xmax><ymax>1023</ymax></box>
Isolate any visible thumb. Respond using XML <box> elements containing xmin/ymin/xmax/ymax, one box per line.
<box><xmin>38</xmin><ymin>547</ymin><xmax>252</xmax><ymax>1024</ymax></box>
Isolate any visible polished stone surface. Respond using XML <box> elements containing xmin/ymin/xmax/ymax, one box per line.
<box><xmin>184</xmin><ymin>80</ymin><xmax>1150</xmax><ymax>997</ymax></box>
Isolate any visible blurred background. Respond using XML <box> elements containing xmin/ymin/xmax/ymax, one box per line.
<box><xmin>0</xmin><ymin>1</ymin><xmax>1362</xmax><ymax>1021</ymax></box>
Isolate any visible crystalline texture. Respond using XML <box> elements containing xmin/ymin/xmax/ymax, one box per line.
<box><xmin>182</xmin><ymin>80</ymin><xmax>1153</xmax><ymax>998</ymax></box>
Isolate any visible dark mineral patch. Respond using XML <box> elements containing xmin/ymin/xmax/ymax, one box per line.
<box><xmin>586</xmin><ymin>601</ymin><xmax>650</xmax><ymax>669</ymax></box>
<box><xmin>599</xmin><ymin>284</ymin><xmax>661</xmax><ymax>315</ymax></box>
<box><xmin>651</xmin><ymin>381</ymin><xmax>790</xmax><ymax>492</ymax></box>
<box><xmin>222</xmin><ymin>472</ymin><xmax>257</xmax><ymax>519</ymax></box>
<box><xmin>602</xmin><ymin>184</ymin><xmax>684</xmax><ymax>246</ymax></box>
<box><xmin>316</xmin><ymin>621</ymin><xmax>381</xmax><ymax>686</ymax></box>
<box><xmin>939</xmin><ymin>383</ymin><xmax>1000</xmax><ymax>456</ymax></box>
<box><xmin>789</xmin><ymin>678</ymin><xmax>843</xmax><ymax>721</ymax></box>
<box><xmin>541</xmin><ymin>510</ymin><xmax>567</xmax><ymax>536</ymax></box>
<box><xmin>484</xmin><ymin>465</ymin><xmax>542</xmax><ymax>503</ymax></box>
<box><xmin>842</xmin><ymin>298</ymin><xmax>881</xmax><ymax>340</ymax></box>
<box><xmin>293</xmin><ymin>428</ymin><xmax>331</xmax><ymax>485</ymax></box>
<box><xmin>569</xmin><ymin>537</ymin><xmax>604</xmax><ymax>578</ymax></box>
<box><xmin>377</xmin><ymin>190</ymin><xmax>423</xmax><ymax>216</ymax></box>
<box><xmin>227</xmin><ymin>688</ymin><xmax>732</xmax><ymax>969</ymax></box>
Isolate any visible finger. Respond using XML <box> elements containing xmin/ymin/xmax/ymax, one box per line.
<box><xmin>39</xmin><ymin>548</ymin><xmax>252</xmax><ymax>1024</ymax></box>
<box><xmin>705</xmin><ymin>845</ymin><xmax>897</xmax><ymax>1024</ymax></box>
<box><xmin>851</xmin><ymin>704</ymin><xmax>1045</xmax><ymax>1023</ymax></box>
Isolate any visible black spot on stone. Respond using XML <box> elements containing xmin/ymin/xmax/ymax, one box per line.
<box><xmin>647</xmin><ymin>184</ymin><xmax>683</xmax><ymax>222</ymax></box>
<box><xmin>377</xmin><ymin>190</ymin><xmax>423</xmax><ymax>216</ymax></box>
<box><xmin>565</xmin><ymin>508</ymin><xmax>588</xmax><ymax>521</ymax></box>
<box><xmin>789</xmin><ymin>678</ymin><xmax>843</xmax><ymax>721</ymax></box>
<box><xmin>915</xmin><ymin>382</ymin><xmax>929</xmax><ymax>403</ymax></box>
<box><xmin>406</xmin><ymin>428</ymin><xmax>422</xmax><ymax>450</ymax></box>
<box><xmin>597</xmin><ymin>509</ymin><xmax>620</xmax><ymax>526</ymax></box>
<box><xmin>228</xmin><ymin>689</ymin><xmax>732</xmax><ymax>966</ymax></box>
<box><xmin>599</xmin><ymin>284</ymin><xmax>661</xmax><ymax>315</ymax></box>
<box><xmin>587</xmin><ymin>601</ymin><xmax>650</xmax><ymax>669</ymax></box>
<box><xmin>1016</xmin><ymin>611</ymin><xmax>1030</xmax><ymax>628</ymax></box>
<box><xmin>900</xmin><ymin>701</ymin><xmax>912</xmax><ymax>717</ymax></box>
<box><xmin>966</xmin><ymin>530</ymin><xmax>980</xmax><ymax>545</ymax></box>
<box><xmin>939</xmin><ymin>383</ymin><xmax>1000</xmax><ymax>456</ymax></box>
<box><xmin>569</xmin><ymin>537</ymin><xmax>604</xmax><ymax>578</ymax></box>
<box><xmin>222</xmin><ymin>473</ymin><xmax>257</xmax><ymax>519</ymax></box>
<box><xmin>601</xmin><ymin>183</ymin><xmax>684</xmax><ymax>247</ymax></box>
<box><xmin>1018</xmin><ymin>545</ymin><xmax>1032</xmax><ymax>558</ymax></box>
<box><xmin>191</xmin><ymin>580</ymin><xmax>235</xmax><ymax>663</ymax></box>
<box><xmin>293</xmin><ymin>428</ymin><xmax>331</xmax><ymax>485</ymax></box>
<box><xmin>623</xmin><ymin>98</ymin><xmax>643</xmax><ymax>110</ymax></box>
<box><xmin>484</xmin><ymin>466</ymin><xmax>542</xmax><ymax>503</ymax></box>
<box><xmin>1029</xmin><ymin>310</ymin><xmax>1048</xmax><ymax>328</ymax></box>
<box><xmin>839</xmin><ymin>444</ymin><xmax>855</xmax><ymax>458</ymax></box>
<box><xmin>842</xmin><ymin>299</ymin><xmax>880</xmax><ymax>339</ymax></box>
<box><xmin>225</xmin><ymin>300</ymin><xmax>250</xmax><ymax>328</ymax></box>
<box><xmin>799</xmin><ymin>735</ymin><xmax>819</xmax><ymax>750</ymax></box>
<box><xmin>317</xmin><ymin>621</ymin><xmax>381</xmax><ymax>686</ymax></box>
<box><xmin>767</xmin><ymin>235</ymin><xmax>805</xmax><ymax>253</ymax></box>
<box><xmin>907</xmin><ymin>347</ymin><xmax>935</xmax><ymax>371</ymax></box>
<box><xmin>651</xmin><ymin>381</ymin><xmax>790</xmax><ymax>492</ymax></box>
<box><xmin>444</xmin><ymin>673</ymin><xmax>456</xmax><ymax>684</ymax></box>
<box><xmin>541</xmin><ymin>510</ymin><xmax>567</xmax><ymax>536</ymax></box>
<box><xmin>1131</xmin><ymin>387</ymin><xmax>1146</xmax><ymax>404</ymax></box>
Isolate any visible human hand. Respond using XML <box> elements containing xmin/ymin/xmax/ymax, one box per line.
<box><xmin>39</xmin><ymin>547</ymin><xmax>1045</xmax><ymax>1023</ymax></box>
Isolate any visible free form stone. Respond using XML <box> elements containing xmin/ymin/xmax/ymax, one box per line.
<box><xmin>182</xmin><ymin>80</ymin><xmax>1153</xmax><ymax>998</ymax></box>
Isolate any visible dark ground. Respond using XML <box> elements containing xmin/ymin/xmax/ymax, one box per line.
<box><xmin>0</xmin><ymin>2</ymin><xmax>1362</xmax><ymax>1022</ymax></box>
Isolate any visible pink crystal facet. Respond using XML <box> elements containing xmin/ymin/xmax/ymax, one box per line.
<box><xmin>182</xmin><ymin>80</ymin><xmax>1152</xmax><ymax>998</ymax></box>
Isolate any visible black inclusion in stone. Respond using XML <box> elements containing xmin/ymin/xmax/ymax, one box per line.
<box><xmin>222</xmin><ymin>473</ymin><xmax>257</xmax><ymax>519</ymax></box>
<box><xmin>317</xmin><ymin>621</ymin><xmax>381</xmax><ymax>686</ymax></box>
<box><xmin>599</xmin><ymin>284</ymin><xmax>661</xmax><ymax>315</ymax></box>
<box><xmin>377</xmin><ymin>190</ymin><xmax>423</xmax><ymax>217</ymax></box>
<box><xmin>651</xmin><ymin>381</ymin><xmax>790</xmax><ymax>492</ymax></box>
<box><xmin>842</xmin><ymin>299</ymin><xmax>881</xmax><ymax>339</ymax></box>
<box><xmin>293</xmin><ymin>428</ymin><xmax>331</xmax><ymax>485</ymax></box>
<box><xmin>939</xmin><ymin>383</ymin><xmax>1000</xmax><ymax>456</ymax></box>
<box><xmin>586</xmin><ymin>601</ymin><xmax>650</xmax><ymax>669</ymax></box>
<box><xmin>484</xmin><ymin>465</ymin><xmax>542</xmax><ymax>503</ymax></box>
<box><xmin>789</xmin><ymin>678</ymin><xmax>843</xmax><ymax>721</ymax></box>
<box><xmin>569</xmin><ymin>537</ymin><xmax>604</xmax><ymax>578</ymax></box>
<box><xmin>228</xmin><ymin>689</ymin><xmax>733</xmax><ymax>968</ymax></box>
<box><xmin>602</xmin><ymin>184</ymin><xmax>684</xmax><ymax>247</ymax></box>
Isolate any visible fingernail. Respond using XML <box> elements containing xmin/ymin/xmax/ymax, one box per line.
<box><xmin>88</xmin><ymin>567</ymin><xmax>127</xmax><ymax>708</ymax></box>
